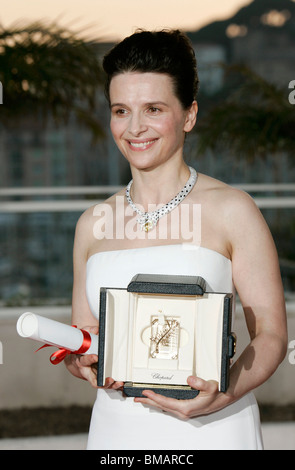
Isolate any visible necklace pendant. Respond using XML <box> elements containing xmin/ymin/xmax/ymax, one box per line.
<box><xmin>142</xmin><ymin>219</ymin><xmax>154</xmax><ymax>232</ymax></box>
<box><xmin>138</xmin><ymin>215</ymin><xmax>155</xmax><ymax>232</ymax></box>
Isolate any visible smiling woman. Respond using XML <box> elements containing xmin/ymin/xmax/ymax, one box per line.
<box><xmin>103</xmin><ymin>30</ymin><xmax>198</xmax><ymax>199</ymax></box>
<box><xmin>109</xmin><ymin>72</ymin><xmax>198</xmax><ymax>174</ymax></box>
<box><xmin>65</xmin><ymin>29</ymin><xmax>287</xmax><ymax>451</ymax></box>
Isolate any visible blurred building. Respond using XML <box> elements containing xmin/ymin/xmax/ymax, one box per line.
<box><xmin>0</xmin><ymin>98</ymin><xmax>124</xmax><ymax>189</ymax></box>
<box><xmin>229</xmin><ymin>21</ymin><xmax>295</xmax><ymax>87</ymax></box>
<box><xmin>192</xmin><ymin>43</ymin><xmax>226</xmax><ymax>95</ymax></box>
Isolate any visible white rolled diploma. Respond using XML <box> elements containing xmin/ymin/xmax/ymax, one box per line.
<box><xmin>16</xmin><ymin>312</ymin><xmax>98</xmax><ymax>357</ymax></box>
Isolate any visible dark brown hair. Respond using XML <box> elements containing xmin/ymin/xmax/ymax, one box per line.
<box><xmin>103</xmin><ymin>29</ymin><xmax>199</xmax><ymax>109</ymax></box>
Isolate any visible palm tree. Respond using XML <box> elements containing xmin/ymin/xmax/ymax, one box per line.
<box><xmin>196</xmin><ymin>65</ymin><xmax>295</xmax><ymax>162</ymax></box>
<box><xmin>0</xmin><ymin>20</ymin><xmax>105</xmax><ymax>139</ymax></box>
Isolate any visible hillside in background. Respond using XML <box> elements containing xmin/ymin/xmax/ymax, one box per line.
<box><xmin>187</xmin><ymin>0</ymin><xmax>295</xmax><ymax>54</ymax></box>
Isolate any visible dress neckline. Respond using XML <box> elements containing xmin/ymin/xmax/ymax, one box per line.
<box><xmin>87</xmin><ymin>244</ymin><xmax>231</xmax><ymax>264</ymax></box>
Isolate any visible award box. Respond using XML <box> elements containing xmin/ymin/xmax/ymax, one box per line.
<box><xmin>97</xmin><ymin>274</ymin><xmax>236</xmax><ymax>399</ymax></box>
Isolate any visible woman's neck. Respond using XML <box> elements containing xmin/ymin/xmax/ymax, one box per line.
<box><xmin>129</xmin><ymin>160</ymin><xmax>191</xmax><ymax>211</ymax></box>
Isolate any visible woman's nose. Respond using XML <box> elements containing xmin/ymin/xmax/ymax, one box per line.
<box><xmin>128</xmin><ymin>112</ymin><xmax>148</xmax><ymax>136</ymax></box>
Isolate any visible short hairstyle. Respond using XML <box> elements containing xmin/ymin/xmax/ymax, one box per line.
<box><xmin>103</xmin><ymin>29</ymin><xmax>199</xmax><ymax>109</ymax></box>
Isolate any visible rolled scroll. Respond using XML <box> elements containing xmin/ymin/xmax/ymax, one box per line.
<box><xmin>16</xmin><ymin>312</ymin><xmax>98</xmax><ymax>364</ymax></box>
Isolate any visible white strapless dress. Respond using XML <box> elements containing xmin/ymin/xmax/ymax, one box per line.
<box><xmin>85</xmin><ymin>244</ymin><xmax>263</xmax><ymax>450</ymax></box>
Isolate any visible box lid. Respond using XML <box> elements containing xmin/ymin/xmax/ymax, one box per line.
<box><xmin>127</xmin><ymin>274</ymin><xmax>206</xmax><ymax>295</ymax></box>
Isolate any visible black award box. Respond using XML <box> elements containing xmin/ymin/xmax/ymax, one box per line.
<box><xmin>97</xmin><ymin>274</ymin><xmax>236</xmax><ymax>399</ymax></box>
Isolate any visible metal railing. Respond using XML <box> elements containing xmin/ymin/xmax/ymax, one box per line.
<box><xmin>1</xmin><ymin>184</ymin><xmax>295</xmax><ymax>212</ymax></box>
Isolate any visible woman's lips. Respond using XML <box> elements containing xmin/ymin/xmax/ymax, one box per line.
<box><xmin>128</xmin><ymin>139</ymin><xmax>158</xmax><ymax>150</ymax></box>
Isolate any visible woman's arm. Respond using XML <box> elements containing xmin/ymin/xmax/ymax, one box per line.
<box><xmin>71</xmin><ymin>210</ymin><xmax>98</xmax><ymax>329</ymax></box>
<box><xmin>65</xmin><ymin>208</ymin><xmax>124</xmax><ymax>390</ymax></box>
<box><xmin>225</xmin><ymin>191</ymin><xmax>287</xmax><ymax>395</ymax></box>
<box><xmin>135</xmin><ymin>190</ymin><xmax>288</xmax><ymax>417</ymax></box>
<box><xmin>64</xmin><ymin>210</ymin><xmax>100</xmax><ymax>386</ymax></box>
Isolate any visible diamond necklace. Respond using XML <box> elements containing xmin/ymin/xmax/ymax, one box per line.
<box><xmin>125</xmin><ymin>166</ymin><xmax>198</xmax><ymax>232</ymax></box>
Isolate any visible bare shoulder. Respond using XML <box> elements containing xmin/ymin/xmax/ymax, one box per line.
<box><xmin>74</xmin><ymin>204</ymin><xmax>96</xmax><ymax>240</ymax></box>
<box><xmin>196</xmin><ymin>172</ymin><xmax>260</xmax><ymax>219</ymax></box>
<box><xmin>76</xmin><ymin>189</ymin><xmax>125</xmax><ymax>229</ymax></box>
<box><xmin>195</xmin><ymin>173</ymin><xmax>272</xmax><ymax>258</ymax></box>
<box><xmin>73</xmin><ymin>189</ymin><xmax>125</xmax><ymax>256</ymax></box>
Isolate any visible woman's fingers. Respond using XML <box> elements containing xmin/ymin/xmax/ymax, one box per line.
<box><xmin>134</xmin><ymin>377</ymin><xmax>220</xmax><ymax>419</ymax></box>
<box><xmin>75</xmin><ymin>354</ymin><xmax>98</xmax><ymax>387</ymax></box>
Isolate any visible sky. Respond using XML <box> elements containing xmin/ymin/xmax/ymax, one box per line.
<box><xmin>0</xmin><ymin>0</ymin><xmax>254</xmax><ymax>41</ymax></box>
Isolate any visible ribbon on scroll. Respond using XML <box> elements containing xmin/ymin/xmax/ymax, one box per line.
<box><xmin>36</xmin><ymin>326</ymin><xmax>92</xmax><ymax>364</ymax></box>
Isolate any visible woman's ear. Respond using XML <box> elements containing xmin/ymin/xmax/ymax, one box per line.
<box><xmin>183</xmin><ymin>101</ymin><xmax>198</xmax><ymax>133</ymax></box>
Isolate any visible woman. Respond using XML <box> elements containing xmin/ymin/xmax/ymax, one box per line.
<box><xmin>65</xmin><ymin>30</ymin><xmax>287</xmax><ymax>450</ymax></box>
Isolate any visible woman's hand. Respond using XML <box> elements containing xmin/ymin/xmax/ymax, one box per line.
<box><xmin>75</xmin><ymin>354</ymin><xmax>124</xmax><ymax>390</ymax></box>
<box><xmin>134</xmin><ymin>376</ymin><xmax>228</xmax><ymax>419</ymax></box>
<box><xmin>64</xmin><ymin>325</ymin><xmax>124</xmax><ymax>390</ymax></box>
<box><xmin>73</xmin><ymin>353</ymin><xmax>99</xmax><ymax>387</ymax></box>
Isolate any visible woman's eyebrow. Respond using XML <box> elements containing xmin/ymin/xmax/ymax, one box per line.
<box><xmin>111</xmin><ymin>101</ymin><xmax>168</xmax><ymax>108</ymax></box>
<box><xmin>110</xmin><ymin>102</ymin><xmax>126</xmax><ymax>108</ymax></box>
<box><xmin>145</xmin><ymin>101</ymin><xmax>168</xmax><ymax>107</ymax></box>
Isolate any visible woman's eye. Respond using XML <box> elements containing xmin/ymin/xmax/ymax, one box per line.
<box><xmin>114</xmin><ymin>108</ymin><xmax>127</xmax><ymax>115</ymax></box>
<box><xmin>148</xmin><ymin>106</ymin><xmax>160</xmax><ymax>113</ymax></box>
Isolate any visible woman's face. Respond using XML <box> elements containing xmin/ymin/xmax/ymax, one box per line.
<box><xmin>109</xmin><ymin>72</ymin><xmax>197</xmax><ymax>171</ymax></box>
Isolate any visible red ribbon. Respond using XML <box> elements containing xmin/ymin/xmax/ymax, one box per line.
<box><xmin>35</xmin><ymin>326</ymin><xmax>92</xmax><ymax>365</ymax></box>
